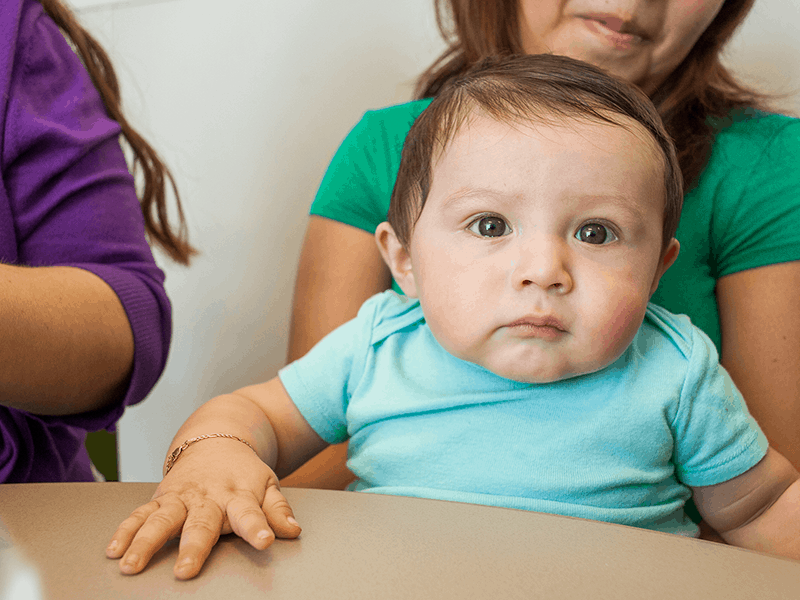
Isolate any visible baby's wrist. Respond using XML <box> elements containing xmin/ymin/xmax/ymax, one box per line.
<box><xmin>163</xmin><ymin>433</ymin><xmax>257</xmax><ymax>477</ymax></box>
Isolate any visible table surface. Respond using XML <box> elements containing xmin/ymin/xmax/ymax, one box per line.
<box><xmin>1</xmin><ymin>483</ymin><xmax>799</xmax><ymax>599</ymax></box>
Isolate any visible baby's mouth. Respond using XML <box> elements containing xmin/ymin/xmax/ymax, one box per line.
<box><xmin>505</xmin><ymin>316</ymin><xmax>567</xmax><ymax>339</ymax></box>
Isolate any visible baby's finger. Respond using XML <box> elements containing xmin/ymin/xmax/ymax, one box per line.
<box><xmin>173</xmin><ymin>500</ymin><xmax>225</xmax><ymax>580</ymax></box>
<box><xmin>262</xmin><ymin>484</ymin><xmax>302</xmax><ymax>539</ymax></box>
<box><xmin>117</xmin><ymin>498</ymin><xmax>188</xmax><ymax>575</ymax></box>
<box><xmin>107</xmin><ymin>499</ymin><xmax>161</xmax><ymax>558</ymax></box>
<box><xmin>226</xmin><ymin>494</ymin><xmax>275</xmax><ymax>550</ymax></box>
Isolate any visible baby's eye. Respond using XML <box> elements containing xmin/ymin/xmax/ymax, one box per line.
<box><xmin>468</xmin><ymin>215</ymin><xmax>511</xmax><ymax>238</ymax></box>
<box><xmin>575</xmin><ymin>223</ymin><xmax>618</xmax><ymax>245</ymax></box>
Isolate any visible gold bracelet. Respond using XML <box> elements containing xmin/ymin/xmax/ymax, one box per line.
<box><xmin>163</xmin><ymin>433</ymin><xmax>257</xmax><ymax>477</ymax></box>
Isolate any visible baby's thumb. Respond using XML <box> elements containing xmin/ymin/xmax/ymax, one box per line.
<box><xmin>263</xmin><ymin>484</ymin><xmax>302</xmax><ymax>539</ymax></box>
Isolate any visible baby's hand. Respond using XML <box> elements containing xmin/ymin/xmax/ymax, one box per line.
<box><xmin>105</xmin><ymin>440</ymin><xmax>301</xmax><ymax>580</ymax></box>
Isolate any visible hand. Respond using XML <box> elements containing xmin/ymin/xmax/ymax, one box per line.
<box><xmin>105</xmin><ymin>440</ymin><xmax>301</xmax><ymax>579</ymax></box>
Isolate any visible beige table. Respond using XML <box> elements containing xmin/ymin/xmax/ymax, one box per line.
<box><xmin>1</xmin><ymin>483</ymin><xmax>799</xmax><ymax>599</ymax></box>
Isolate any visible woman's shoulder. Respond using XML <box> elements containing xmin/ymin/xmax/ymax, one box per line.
<box><xmin>361</xmin><ymin>98</ymin><xmax>434</xmax><ymax>122</ymax></box>
<box><xmin>353</xmin><ymin>98</ymin><xmax>434</xmax><ymax>138</ymax></box>
<box><xmin>2</xmin><ymin>0</ymin><xmax>54</xmax><ymax>60</ymax></box>
<box><xmin>698</xmin><ymin>108</ymin><xmax>800</xmax><ymax>198</ymax></box>
<box><xmin>310</xmin><ymin>98</ymin><xmax>434</xmax><ymax>231</ymax></box>
<box><xmin>0</xmin><ymin>0</ymin><xmax>26</xmax><ymax>88</ymax></box>
<box><xmin>2</xmin><ymin>0</ymin><xmax>113</xmax><ymax>149</ymax></box>
<box><xmin>710</xmin><ymin>108</ymin><xmax>800</xmax><ymax>152</ymax></box>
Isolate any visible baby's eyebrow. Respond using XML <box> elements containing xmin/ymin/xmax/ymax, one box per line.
<box><xmin>574</xmin><ymin>194</ymin><xmax>650</xmax><ymax>223</ymax></box>
<box><xmin>442</xmin><ymin>189</ymin><xmax>652</xmax><ymax>218</ymax></box>
<box><xmin>441</xmin><ymin>187</ymin><xmax>510</xmax><ymax>208</ymax></box>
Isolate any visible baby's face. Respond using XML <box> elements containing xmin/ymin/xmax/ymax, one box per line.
<box><xmin>402</xmin><ymin>114</ymin><xmax>677</xmax><ymax>383</ymax></box>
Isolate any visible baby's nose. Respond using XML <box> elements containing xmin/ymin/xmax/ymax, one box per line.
<box><xmin>512</xmin><ymin>236</ymin><xmax>573</xmax><ymax>294</ymax></box>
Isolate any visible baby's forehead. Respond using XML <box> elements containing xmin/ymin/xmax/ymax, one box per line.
<box><xmin>424</xmin><ymin>110</ymin><xmax>668</xmax><ymax>218</ymax></box>
<box><xmin>437</xmin><ymin>109</ymin><xmax>666</xmax><ymax>179</ymax></box>
<box><xmin>445</xmin><ymin>108</ymin><xmax>661</xmax><ymax>155</ymax></box>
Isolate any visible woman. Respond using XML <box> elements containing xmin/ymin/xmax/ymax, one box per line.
<box><xmin>0</xmin><ymin>0</ymin><xmax>195</xmax><ymax>483</ymax></box>
<box><xmin>283</xmin><ymin>0</ymin><xmax>800</xmax><ymax>490</ymax></box>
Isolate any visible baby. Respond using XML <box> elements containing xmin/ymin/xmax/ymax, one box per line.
<box><xmin>109</xmin><ymin>55</ymin><xmax>800</xmax><ymax>579</ymax></box>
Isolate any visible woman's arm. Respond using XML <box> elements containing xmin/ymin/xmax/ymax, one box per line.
<box><xmin>716</xmin><ymin>261</ymin><xmax>800</xmax><ymax>469</ymax></box>
<box><xmin>0</xmin><ymin>1</ymin><xmax>172</xmax><ymax>421</ymax></box>
<box><xmin>280</xmin><ymin>216</ymin><xmax>391</xmax><ymax>490</ymax></box>
<box><xmin>0</xmin><ymin>264</ymin><xmax>133</xmax><ymax>415</ymax></box>
<box><xmin>286</xmin><ymin>216</ymin><xmax>392</xmax><ymax>362</ymax></box>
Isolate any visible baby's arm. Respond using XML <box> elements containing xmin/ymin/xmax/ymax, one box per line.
<box><xmin>107</xmin><ymin>377</ymin><xmax>328</xmax><ymax>579</ymax></box>
<box><xmin>692</xmin><ymin>447</ymin><xmax>800</xmax><ymax>559</ymax></box>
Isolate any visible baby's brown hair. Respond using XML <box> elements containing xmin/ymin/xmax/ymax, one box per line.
<box><xmin>389</xmin><ymin>54</ymin><xmax>683</xmax><ymax>253</ymax></box>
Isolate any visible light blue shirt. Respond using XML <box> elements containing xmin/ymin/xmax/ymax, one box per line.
<box><xmin>279</xmin><ymin>292</ymin><xmax>768</xmax><ymax>536</ymax></box>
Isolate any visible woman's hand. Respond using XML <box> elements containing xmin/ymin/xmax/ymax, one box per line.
<box><xmin>106</xmin><ymin>439</ymin><xmax>301</xmax><ymax>580</ymax></box>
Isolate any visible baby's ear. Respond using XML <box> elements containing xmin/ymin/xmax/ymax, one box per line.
<box><xmin>650</xmin><ymin>238</ymin><xmax>680</xmax><ymax>296</ymax></box>
<box><xmin>375</xmin><ymin>222</ymin><xmax>418</xmax><ymax>298</ymax></box>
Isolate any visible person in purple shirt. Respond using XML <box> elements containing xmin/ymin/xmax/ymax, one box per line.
<box><xmin>0</xmin><ymin>0</ymin><xmax>195</xmax><ymax>483</ymax></box>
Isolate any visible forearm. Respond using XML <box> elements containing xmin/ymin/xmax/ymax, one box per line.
<box><xmin>167</xmin><ymin>392</ymin><xmax>281</xmax><ymax>475</ymax></box>
<box><xmin>695</xmin><ymin>447</ymin><xmax>800</xmax><ymax>559</ymax></box>
<box><xmin>166</xmin><ymin>377</ymin><xmax>323</xmax><ymax>480</ymax></box>
<box><xmin>717</xmin><ymin>263</ymin><xmax>800</xmax><ymax>470</ymax></box>
<box><xmin>0</xmin><ymin>264</ymin><xmax>134</xmax><ymax>415</ymax></box>
<box><xmin>280</xmin><ymin>442</ymin><xmax>355</xmax><ymax>489</ymax></box>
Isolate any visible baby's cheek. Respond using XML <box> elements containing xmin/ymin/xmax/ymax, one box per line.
<box><xmin>596</xmin><ymin>294</ymin><xmax>647</xmax><ymax>362</ymax></box>
<box><xmin>420</xmin><ymin>293</ymin><xmax>476</xmax><ymax>359</ymax></box>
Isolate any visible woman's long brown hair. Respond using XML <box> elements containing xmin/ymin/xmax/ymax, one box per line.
<box><xmin>40</xmin><ymin>0</ymin><xmax>197</xmax><ymax>264</ymax></box>
<box><xmin>416</xmin><ymin>0</ymin><xmax>764</xmax><ymax>192</ymax></box>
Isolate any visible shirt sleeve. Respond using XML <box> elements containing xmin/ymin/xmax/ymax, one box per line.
<box><xmin>1</xmin><ymin>3</ymin><xmax>171</xmax><ymax>431</ymax></box>
<box><xmin>278</xmin><ymin>294</ymin><xmax>381</xmax><ymax>444</ymax></box>
<box><xmin>308</xmin><ymin>111</ymin><xmax>400</xmax><ymax>233</ymax></box>
<box><xmin>309</xmin><ymin>101</ymin><xmax>432</xmax><ymax>234</ymax></box>
<box><xmin>711</xmin><ymin>114</ymin><xmax>800</xmax><ymax>278</ymax></box>
<box><xmin>671</xmin><ymin>323</ymin><xmax>769</xmax><ymax>487</ymax></box>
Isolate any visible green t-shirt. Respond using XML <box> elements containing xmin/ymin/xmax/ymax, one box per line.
<box><xmin>310</xmin><ymin>100</ymin><xmax>800</xmax><ymax>353</ymax></box>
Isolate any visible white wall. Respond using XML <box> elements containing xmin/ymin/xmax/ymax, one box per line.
<box><xmin>73</xmin><ymin>0</ymin><xmax>800</xmax><ymax>481</ymax></box>
<box><xmin>724</xmin><ymin>0</ymin><xmax>800</xmax><ymax>116</ymax></box>
<box><xmin>75</xmin><ymin>0</ymin><xmax>445</xmax><ymax>481</ymax></box>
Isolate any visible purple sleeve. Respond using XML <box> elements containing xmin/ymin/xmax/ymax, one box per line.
<box><xmin>0</xmin><ymin>1</ymin><xmax>171</xmax><ymax>431</ymax></box>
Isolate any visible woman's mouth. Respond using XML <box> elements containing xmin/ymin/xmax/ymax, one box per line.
<box><xmin>578</xmin><ymin>14</ymin><xmax>648</xmax><ymax>49</ymax></box>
